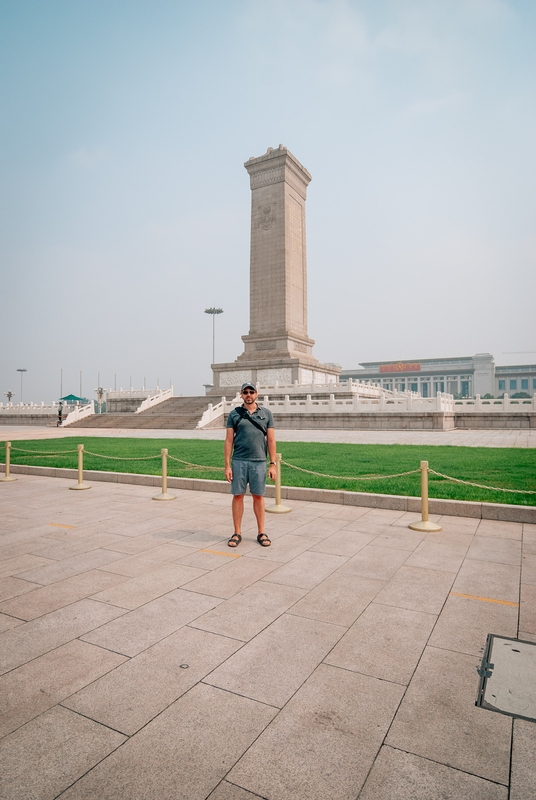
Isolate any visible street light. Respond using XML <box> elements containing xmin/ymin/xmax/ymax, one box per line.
<box><xmin>16</xmin><ymin>369</ymin><xmax>27</xmax><ymax>404</ymax></box>
<box><xmin>204</xmin><ymin>308</ymin><xmax>223</xmax><ymax>365</ymax></box>
<box><xmin>4</xmin><ymin>391</ymin><xmax>14</xmax><ymax>405</ymax></box>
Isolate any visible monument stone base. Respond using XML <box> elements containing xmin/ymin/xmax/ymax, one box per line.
<box><xmin>208</xmin><ymin>355</ymin><xmax>340</xmax><ymax>396</ymax></box>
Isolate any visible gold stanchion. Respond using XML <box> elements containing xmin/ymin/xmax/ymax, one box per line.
<box><xmin>266</xmin><ymin>453</ymin><xmax>292</xmax><ymax>514</ymax></box>
<box><xmin>1</xmin><ymin>441</ymin><xmax>17</xmax><ymax>482</ymax></box>
<box><xmin>153</xmin><ymin>448</ymin><xmax>176</xmax><ymax>501</ymax></box>
<box><xmin>409</xmin><ymin>460</ymin><xmax>441</xmax><ymax>532</ymax></box>
<box><xmin>69</xmin><ymin>444</ymin><xmax>91</xmax><ymax>490</ymax></box>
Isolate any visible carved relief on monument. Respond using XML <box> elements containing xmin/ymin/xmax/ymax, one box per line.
<box><xmin>250</xmin><ymin>167</ymin><xmax>285</xmax><ymax>190</ymax></box>
<box><xmin>255</xmin><ymin>340</ymin><xmax>276</xmax><ymax>350</ymax></box>
<box><xmin>293</xmin><ymin>342</ymin><xmax>307</xmax><ymax>353</ymax></box>
<box><xmin>219</xmin><ymin>370</ymin><xmax>252</xmax><ymax>387</ymax></box>
<box><xmin>258</xmin><ymin>204</ymin><xmax>276</xmax><ymax>230</ymax></box>
<box><xmin>257</xmin><ymin>368</ymin><xmax>292</xmax><ymax>385</ymax></box>
<box><xmin>313</xmin><ymin>371</ymin><xmax>327</xmax><ymax>384</ymax></box>
<box><xmin>300</xmin><ymin>368</ymin><xmax>313</xmax><ymax>384</ymax></box>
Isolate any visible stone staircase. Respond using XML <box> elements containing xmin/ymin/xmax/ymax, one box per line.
<box><xmin>70</xmin><ymin>396</ymin><xmax>212</xmax><ymax>430</ymax></box>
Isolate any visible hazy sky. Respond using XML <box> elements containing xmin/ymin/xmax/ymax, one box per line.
<box><xmin>2</xmin><ymin>0</ymin><xmax>535</xmax><ymax>403</ymax></box>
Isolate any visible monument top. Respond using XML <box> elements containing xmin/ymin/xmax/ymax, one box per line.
<box><xmin>244</xmin><ymin>145</ymin><xmax>312</xmax><ymax>198</ymax></box>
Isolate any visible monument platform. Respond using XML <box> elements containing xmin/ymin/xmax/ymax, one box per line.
<box><xmin>0</xmin><ymin>474</ymin><xmax>534</xmax><ymax>798</ymax></box>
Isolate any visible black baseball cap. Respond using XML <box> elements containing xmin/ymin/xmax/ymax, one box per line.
<box><xmin>241</xmin><ymin>382</ymin><xmax>257</xmax><ymax>392</ymax></box>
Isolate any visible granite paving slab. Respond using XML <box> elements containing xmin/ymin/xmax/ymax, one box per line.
<box><xmin>452</xmin><ymin>559</ymin><xmax>521</xmax><ymax>603</ymax></box>
<box><xmin>359</xmin><ymin>746</ymin><xmax>508</xmax><ymax>800</ymax></box>
<box><xmin>386</xmin><ymin>645</ymin><xmax>512</xmax><ymax>784</ymax></box>
<box><xmin>182</xmin><ymin>555</ymin><xmax>279</xmax><ymax>598</ymax></box>
<box><xmin>0</xmin><ymin>553</ymin><xmax>55</xmax><ymax>578</ymax></box>
<box><xmin>289</xmin><ymin>572</ymin><xmax>385</xmax><ymax>627</ymax></box>
<box><xmin>373</xmin><ymin>565</ymin><xmax>456</xmax><ymax>614</ymax></box>
<box><xmin>227</xmin><ymin>663</ymin><xmax>405</xmax><ymax>800</ymax></box>
<box><xmin>205</xmin><ymin>612</ymin><xmax>345</xmax><ymax>707</ymax></box>
<box><xmin>337</xmin><ymin>544</ymin><xmax>409</xmax><ymax>580</ymax></box>
<box><xmin>0</xmin><ymin>598</ymin><xmax>126</xmax><ymax>675</ymax></box>
<box><xmin>0</xmin><ymin>639</ymin><xmax>126</xmax><ymax>737</ymax></box>
<box><xmin>309</xmin><ymin>529</ymin><xmax>376</xmax><ymax>557</ymax></box>
<box><xmin>428</xmin><ymin>593</ymin><xmax>519</xmax><ymax>656</ymax></box>
<box><xmin>89</xmin><ymin>562</ymin><xmax>207</xmax><ymax>609</ymax></box>
<box><xmin>403</xmin><ymin>540</ymin><xmax>467</xmax><ymax>572</ymax></box>
<box><xmin>0</xmin><ymin>575</ymin><xmax>42</xmax><ymax>603</ymax></box>
<box><xmin>0</xmin><ymin>612</ymin><xmax>23</xmax><ymax>632</ymax></box>
<box><xmin>0</xmin><ymin>569</ymin><xmax>127</xmax><ymax>620</ymax></box>
<box><xmin>80</xmin><ymin>588</ymin><xmax>222</xmax><ymax>656</ymax></box>
<box><xmin>0</xmin><ymin>705</ymin><xmax>126</xmax><ymax>800</ymax></box>
<box><xmin>57</xmin><ymin>683</ymin><xmax>277</xmax><ymax>800</ymax></box>
<box><xmin>15</xmin><ymin>548</ymin><xmax>127</xmax><ymax>586</ymax></box>
<box><xmin>466</xmin><ymin>535</ymin><xmax>522</xmax><ymax>566</ymax></box>
<box><xmin>519</xmin><ymin>583</ymin><xmax>536</xmax><ymax>634</ymax></box>
<box><xmin>325</xmin><ymin>602</ymin><xmax>437</xmax><ymax>684</ymax></box>
<box><xmin>263</xmin><ymin>550</ymin><xmax>347</xmax><ymax>589</ymax></box>
<box><xmin>510</xmin><ymin>718</ymin><xmax>536</xmax><ymax>800</ymax></box>
<box><xmin>190</xmin><ymin>580</ymin><xmax>307</xmax><ymax>641</ymax></box>
<box><xmin>62</xmin><ymin>626</ymin><xmax>242</xmax><ymax>735</ymax></box>
<box><xmin>207</xmin><ymin>782</ymin><xmax>266</xmax><ymax>800</ymax></box>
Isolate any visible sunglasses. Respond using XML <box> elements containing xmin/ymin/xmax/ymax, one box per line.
<box><xmin>242</xmin><ymin>389</ymin><xmax>256</xmax><ymax>395</ymax></box>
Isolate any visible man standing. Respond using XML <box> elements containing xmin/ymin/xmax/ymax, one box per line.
<box><xmin>224</xmin><ymin>382</ymin><xmax>277</xmax><ymax>548</ymax></box>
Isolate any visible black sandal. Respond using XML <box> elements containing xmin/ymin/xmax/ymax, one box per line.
<box><xmin>257</xmin><ymin>533</ymin><xmax>271</xmax><ymax>547</ymax></box>
<box><xmin>228</xmin><ymin>533</ymin><xmax>242</xmax><ymax>548</ymax></box>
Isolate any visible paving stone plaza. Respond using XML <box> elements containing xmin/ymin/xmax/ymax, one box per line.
<box><xmin>1</xmin><ymin>424</ymin><xmax>535</xmax><ymax>799</ymax></box>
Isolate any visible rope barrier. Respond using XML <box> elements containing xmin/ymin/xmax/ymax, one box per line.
<box><xmin>3</xmin><ymin>443</ymin><xmax>534</xmax><ymax>497</ymax></box>
<box><xmin>429</xmin><ymin>469</ymin><xmax>536</xmax><ymax>495</ymax></box>
<box><xmin>84</xmin><ymin>450</ymin><xmax>161</xmax><ymax>461</ymax></box>
<box><xmin>10</xmin><ymin>447</ymin><xmax>79</xmax><ymax>455</ymax></box>
<box><xmin>167</xmin><ymin>454</ymin><xmax>222</xmax><ymax>471</ymax></box>
<box><xmin>281</xmin><ymin>459</ymin><xmax>420</xmax><ymax>482</ymax></box>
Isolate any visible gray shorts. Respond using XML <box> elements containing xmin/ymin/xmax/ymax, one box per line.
<box><xmin>231</xmin><ymin>459</ymin><xmax>267</xmax><ymax>496</ymax></box>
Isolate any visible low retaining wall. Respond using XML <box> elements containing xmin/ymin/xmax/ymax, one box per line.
<box><xmin>454</xmin><ymin>413</ymin><xmax>536</xmax><ymax>429</ymax></box>
<box><xmin>2</xmin><ymin>463</ymin><xmax>534</xmax><ymax>523</ymax></box>
<box><xmin>0</xmin><ymin>414</ymin><xmax>57</xmax><ymax>426</ymax></box>
<box><xmin>272</xmin><ymin>412</ymin><xmax>456</xmax><ymax>430</ymax></box>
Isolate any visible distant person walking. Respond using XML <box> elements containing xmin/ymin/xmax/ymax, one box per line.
<box><xmin>224</xmin><ymin>382</ymin><xmax>277</xmax><ymax>548</ymax></box>
<box><xmin>57</xmin><ymin>401</ymin><xmax>63</xmax><ymax>427</ymax></box>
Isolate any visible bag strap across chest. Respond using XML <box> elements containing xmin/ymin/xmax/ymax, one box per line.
<box><xmin>232</xmin><ymin>406</ymin><xmax>267</xmax><ymax>436</ymax></box>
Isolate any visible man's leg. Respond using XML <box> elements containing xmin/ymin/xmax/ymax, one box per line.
<box><xmin>232</xmin><ymin>494</ymin><xmax>245</xmax><ymax>534</ymax></box>
<box><xmin>252</xmin><ymin>494</ymin><xmax>265</xmax><ymax>534</ymax></box>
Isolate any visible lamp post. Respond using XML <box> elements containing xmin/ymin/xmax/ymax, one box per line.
<box><xmin>205</xmin><ymin>308</ymin><xmax>223</xmax><ymax>365</ymax></box>
<box><xmin>16</xmin><ymin>369</ymin><xmax>27</xmax><ymax>404</ymax></box>
<box><xmin>4</xmin><ymin>391</ymin><xmax>14</xmax><ymax>405</ymax></box>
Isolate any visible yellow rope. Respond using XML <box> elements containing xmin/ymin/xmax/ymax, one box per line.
<box><xmin>429</xmin><ymin>469</ymin><xmax>536</xmax><ymax>495</ymax></box>
<box><xmin>281</xmin><ymin>460</ymin><xmax>420</xmax><ymax>482</ymax></box>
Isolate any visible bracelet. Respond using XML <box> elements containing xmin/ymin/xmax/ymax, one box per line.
<box><xmin>269</xmin><ymin>461</ymin><xmax>276</xmax><ymax>465</ymax></box>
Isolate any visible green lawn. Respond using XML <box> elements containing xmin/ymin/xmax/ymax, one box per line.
<box><xmin>3</xmin><ymin>438</ymin><xmax>536</xmax><ymax>506</ymax></box>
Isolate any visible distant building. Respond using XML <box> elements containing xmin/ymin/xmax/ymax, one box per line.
<box><xmin>340</xmin><ymin>353</ymin><xmax>536</xmax><ymax>398</ymax></box>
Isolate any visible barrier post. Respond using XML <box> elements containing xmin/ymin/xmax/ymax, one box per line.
<box><xmin>1</xmin><ymin>441</ymin><xmax>17</xmax><ymax>482</ymax></box>
<box><xmin>153</xmin><ymin>448</ymin><xmax>176</xmax><ymax>501</ymax></box>
<box><xmin>69</xmin><ymin>444</ymin><xmax>91</xmax><ymax>490</ymax></box>
<box><xmin>266</xmin><ymin>453</ymin><xmax>292</xmax><ymax>514</ymax></box>
<box><xmin>409</xmin><ymin>461</ymin><xmax>441</xmax><ymax>532</ymax></box>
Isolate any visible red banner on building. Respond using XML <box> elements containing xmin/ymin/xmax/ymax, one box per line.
<box><xmin>379</xmin><ymin>362</ymin><xmax>421</xmax><ymax>374</ymax></box>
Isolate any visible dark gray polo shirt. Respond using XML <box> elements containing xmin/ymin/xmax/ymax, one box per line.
<box><xmin>227</xmin><ymin>406</ymin><xmax>274</xmax><ymax>461</ymax></box>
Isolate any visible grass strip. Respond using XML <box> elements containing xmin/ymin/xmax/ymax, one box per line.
<box><xmin>2</xmin><ymin>438</ymin><xmax>535</xmax><ymax>507</ymax></box>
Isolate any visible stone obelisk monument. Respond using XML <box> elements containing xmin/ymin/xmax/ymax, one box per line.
<box><xmin>210</xmin><ymin>145</ymin><xmax>340</xmax><ymax>394</ymax></box>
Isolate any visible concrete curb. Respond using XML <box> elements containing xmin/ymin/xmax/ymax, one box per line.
<box><xmin>2</xmin><ymin>462</ymin><xmax>535</xmax><ymax>523</ymax></box>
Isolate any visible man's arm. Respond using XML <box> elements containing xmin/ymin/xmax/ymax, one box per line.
<box><xmin>224</xmin><ymin>427</ymin><xmax>234</xmax><ymax>482</ymax></box>
<box><xmin>267</xmin><ymin>428</ymin><xmax>276</xmax><ymax>481</ymax></box>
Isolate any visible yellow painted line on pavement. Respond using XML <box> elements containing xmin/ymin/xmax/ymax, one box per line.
<box><xmin>201</xmin><ymin>548</ymin><xmax>241</xmax><ymax>559</ymax></box>
<box><xmin>450</xmin><ymin>591</ymin><xmax>519</xmax><ymax>607</ymax></box>
<box><xmin>49</xmin><ymin>523</ymin><xmax>76</xmax><ymax>529</ymax></box>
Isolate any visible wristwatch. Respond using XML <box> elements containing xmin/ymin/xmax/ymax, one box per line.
<box><xmin>269</xmin><ymin>461</ymin><xmax>276</xmax><ymax>465</ymax></box>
